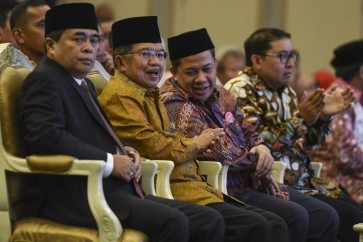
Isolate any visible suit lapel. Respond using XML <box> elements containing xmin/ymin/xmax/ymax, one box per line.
<box><xmin>45</xmin><ymin>58</ymin><xmax>113</xmax><ymax>137</ymax></box>
<box><xmin>74</xmin><ymin>79</ymin><xmax>114</xmax><ymax>136</ymax></box>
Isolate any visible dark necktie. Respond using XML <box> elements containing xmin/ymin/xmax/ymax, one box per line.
<box><xmin>81</xmin><ymin>80</ymin><xmax>144</xmax><ymax>199</ymax></box>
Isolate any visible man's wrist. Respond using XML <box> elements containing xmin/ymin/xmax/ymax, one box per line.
<box><xmin>257</xmin><ymin>141</ymin><xmax>272</xmax><ymax>152</ymax></box>
<box><xmin>318</xmin><ymin>115</ymin><xmax>333</xmax><ymax>123</ymax></box>
<box><xmin>103</xmin><ymin>153</ymin><xmax>114</xmax><ymax>178</ymax></box>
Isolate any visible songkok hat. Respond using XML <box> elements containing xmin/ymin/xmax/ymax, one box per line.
<box><xmin>112</xmin><ymin>16</ymin><xmax>161</xmax><ymax>49</ymax></box>
<box><xmin>45</xmin><ymin>3</ymin><xmax>98</xmax><ymax>35</ymax></box>
<box><xmin>168</xmin><ymin>28</ymin><xmax>215</xmax><ymax>61</ymax></box>
<box><xmin>331</xmin><ymin>40</ymin><xmax>363</xmax><ymax>68</ymax></box>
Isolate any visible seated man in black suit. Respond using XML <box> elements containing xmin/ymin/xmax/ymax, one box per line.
<box><xmin>19</xmin><ymin>3</ymin><xmax>224</xmax><ymax>242</ymax></box>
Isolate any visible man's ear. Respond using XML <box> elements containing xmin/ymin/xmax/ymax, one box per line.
<box><xmin>170</xmin><ymin>65</ymin><xmax>177</xmax><ymax>77</ymax></box>
<box><xmin>251</xmin><ymin>54</ymin><xmax>262</xmax><ymax>69</ymax></box>
<box><xmin>0</xmin><ymin>27</ymin><xmax>4</xmax><ymax>42</ymax></box>
<box><xmin>44</xmin><ymin>37</ymin><xmax>55</xmax><ymax>55</ymax></box>
<box><xmin>115</xmin><ymin>55</ymin><xmax>126</xmax><ymax>72</ymax></box>
<box><xmin>358</xmin><ymin>65</ymin><xmax>363</xmax><ymax>80</ymax></box>
<box><xmin>12</xmin><ymin>28</ymin><xmax>24</xmax><ymax>44</ymax></box>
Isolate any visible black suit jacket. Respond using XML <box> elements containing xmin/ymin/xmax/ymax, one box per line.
<box><xmin>20</xmin><ymin>57</ymin><xmax>133</xmax><ymax>227</ymax></box>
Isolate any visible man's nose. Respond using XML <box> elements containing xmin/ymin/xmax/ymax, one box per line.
<box><xmin>83</xmin><ymin>40</ymin><xmax>97</xmax><ymax>53</ymax></box>
<box><xmin>285</xmin><ymin>56</ymin><xmax>295</xmax><ymax>67</ymax></box>
<box><xmin>196</xmin><ymin>71</ymin><xmax>207</xmax><ymax>81</ymax></box>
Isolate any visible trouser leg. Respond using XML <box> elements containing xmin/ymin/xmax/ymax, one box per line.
<box><xmin>145</xmin><ymin>195</ymin><xmax>224</xmax><ymax>242</ymax></box>
<box><xmin>235</xmin><ymin>190</ymin><xmax>308</xmax><ymax>242</ymax></box>
<box><xmin>313</xmin><ymin>192</ymin><xmax>363</xmax><ymax>242</ymax></box>
<box><xmin>206</xmin><ymin>202</ymin><xmax>288</xmax><ymax>242</ymax></box>
<box><xmin>121</xmin><ymin>195</ymin><xmax>189</xmax><ymax>242</ymax></box>
<box><xmin>288</xmin><ymin>186</ymin><xmax>339</xmax><ymax>242</ymax></box>
<box><xmin>243</xmin><ymin>203</ymin><xmax>289</xmax><ymax>242</ymax></box>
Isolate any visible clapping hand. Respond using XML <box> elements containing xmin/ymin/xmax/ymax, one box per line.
<box><xmin>298</xmin><ymin>88</ymin><xmax>325</xmax><ymax>126</ymax></box>
<box><xmin>321</xmin><ymin>85</ymin><xmax>355</xmax><ymax>120</ymax></box>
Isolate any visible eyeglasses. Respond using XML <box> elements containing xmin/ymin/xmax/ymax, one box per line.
<box><xmin>123</xmin><ymin>49</ymin><xmax>168</xmax><ymax>61</ymax></box>
<box><xmin>259</xmin><ymin>51</ymin><xmax>298</xmax><ymax>65</ymax></box>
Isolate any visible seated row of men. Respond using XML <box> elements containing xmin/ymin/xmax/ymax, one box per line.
<box><xmin>11</xmin><ymin>2</ymin><xmax>363</xmax><ymax>242</ymax></box>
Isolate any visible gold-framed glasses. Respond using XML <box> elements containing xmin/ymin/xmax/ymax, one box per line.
<box><xmin>123</xmin><ymin>49</ymin><xmax>168</xmax><ymax>61</ymax></box>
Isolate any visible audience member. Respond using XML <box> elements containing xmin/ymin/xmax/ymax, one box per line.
<box><xmin>96</xmin><ymin>3</ymin><xmax>114</xmax><ymax>56</ymax></box>
<box><xmin>96</xmin><ymin>3</ymin><xmax>114</xmax><ymax>22</ymax></box>
<box><xmin>160</xmin><ymin>28</ymin><xmax>339</xmax><ymax>242</ymax></box>
<box><xmin>99</xmin><ymin>19</ymin><xmax>113</xmax><ymax>55</ymax></box>
<box><xmin>19</xmin><ymin>4</ymin><xmax>226</xmax><ymax>242</ymax></box>
<box><xmin>216</xmin><ymin>46</ymin><xmax>245</xmax><ymax>85</ymax></box>
<box><xmin>0</xmin><ymin>0</ymin><xmax>18</xmax><ymax>46</ymax></box>
<box><xmin>99</xmin><ymin>17</ymin><xmax>289</xmax><ymax>242</ymax></box>
<box><xmin>43</xmin><ymin>0</ymin><xmax>56</xmax><ymax>8</ymax></box>
<box><xmin>96</xmin><ymin>23</ymin><xmax>114</xmax><ymax>74</ymax></box>
<box><xmin>224</xmin><ymin>27</ymin><xmax>361</xmax><ymax>242</ymax></box>
<box><xmin>310</xmin><ymin>41</ymin><xmax>363</xmax><ymax>205</ymax></box>
<box><xmin>10</xmin><ymin>0</ymin><xmax>50</xmax><ymax>66</ymax></box>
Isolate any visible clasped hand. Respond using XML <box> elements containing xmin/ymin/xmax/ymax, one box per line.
<box><xmin>193</xmin><ymin>128</ymin><xmax>225</xmax><ymax>154</ymax></box>
<box><xmin>250</xmin><ymin>173</ymin><xmax>280</xmax><ymax>196</ymax></box>
<box><xmin>112</xmin><ymin>147</ymin><xmax>141</xmax><ymax>182</ymax></box>
<box><xmin>250</xmin><ymin>144</ymin><xmax>279</xmax><ymax>195</ymax></box>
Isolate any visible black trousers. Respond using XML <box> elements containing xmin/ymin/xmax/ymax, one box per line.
<box><xmin>206</xmin><ymin>201</ymin><xmax>289</xmax><ymax>242</ymax></box>
<box><xmin>121</xmin><ymin>195</ymin><xmax>225</xmax><ymax>242</ymax></box>
<box><xmin>234</xmin><ymin>186</ymin><xmax>339</xmax><ymax>242</ymax></box>
<box><xmin>313</xmin><ymin>191</ymin><xmax>363</xmax><ymax>242</ymax></box>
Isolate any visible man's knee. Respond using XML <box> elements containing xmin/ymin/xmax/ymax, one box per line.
<box><xmin>191</xmin><ymin>206</ymin><xmax>225</xmax><ymax>242</ymax></box>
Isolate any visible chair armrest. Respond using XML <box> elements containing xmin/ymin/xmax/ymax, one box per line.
<box><xmin>140</xmin><ymin>161</ymin><xmax>158</xmax><ymax>196</ymax></box>
<box><xmin>26</xmin><ymin>155</ymin><xmax>74</xmax><ymax>172</ymax></box>
<box><xmin>143</xmin><ymin>159</ymin><xmax>174</xmax><ymax>199</ymax></box>
<box><xmin>1</xmin><ymin>150</ymin><xmax>122</xmax><ymax>242</ymax></box>
<box><xmin>196</xmin><ymin>161</ymin><xmax>221</xmax><ymax>189</ymax></box>
<box><xmin>310</xmin><ymin>162</ymin><xmax>323</xmax><ymax>177</ymax></box>
<box><xmin>272</xmin><ymin>161</ymin><xmax>287</xmax><ymax>183</ymax></box>
<box><xmin>218</xmin><ymin>165</ymin><xmax>229</xmax><ymax>194</ymax></box>
<box><xmin>196</xmin><ymin>161</ymin><xmax>229</xmax><ymax>194</ymax></box>
<box><xmin>353</xmin><ymin>223</ymin><xmax>363</xmax><ymax>242</ymax></box>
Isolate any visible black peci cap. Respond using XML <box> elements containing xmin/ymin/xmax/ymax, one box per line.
<box><xmin>112</xmin><ymin>16</ymin><xmax>161</xmax><ymax>49</ymax></box>
<box><xmin>331</xmin><ymin>40</ymin><xmax>363</xmax><ymax>69</ymax></box>
<box><xmin>168</xmin><ymin>28</ymin><xmax>215</xmax><ymax>61</ymax></box>
<box><xmin>45</xmin><ymin>3</ymin><xmax>98</xmax><ymax>35</ymax></box>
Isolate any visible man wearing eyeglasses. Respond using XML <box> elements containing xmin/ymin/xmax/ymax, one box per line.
<box><xmin>225</xmin><ymin>28</ymin><xmax>359</xmax><ymax>242</ymax></box>
<box><xmin>99</xmin><ymin>18</ymin><xmax>291</xmax><ymax>242</ymax></box>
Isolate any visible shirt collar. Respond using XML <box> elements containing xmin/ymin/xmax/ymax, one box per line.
<box><xmin>244</xmin><ymin>67</ymin><xmax>287</xmax><ymax>94</ymax></box>
<box><xmin>73</xmin><ymin>77</ymin><xmax>83</xmax><ymax>86</ymax></box>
